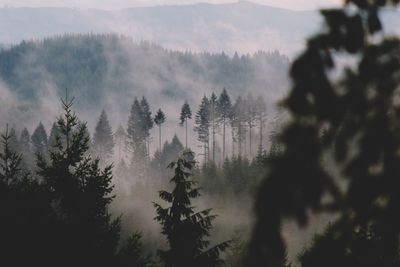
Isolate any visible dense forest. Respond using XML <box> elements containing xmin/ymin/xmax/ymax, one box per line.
<box><xmin>2</xmin><ymin>0</ymin><xmax>400</xmax><ymax>267</ymax></box>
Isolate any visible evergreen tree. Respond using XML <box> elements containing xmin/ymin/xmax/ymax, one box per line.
<box><xmin>140</xmin><ymin>96</ymin><xmax>153</xmax><ymax>160</ymax></box>
<box><xmin>127</xmin><ymin>97</ymin><xmax>147</xmax><ymax>177</ymax></box>
<box><xmin>255</xmin><ymin>95</ymin><xmax>267</xmax><ymax>152</ymax></box>
<box><xmin>114</xmin><ymin>124</ymin><xmax>126</xmax><ymax>163</ymax></box>
<box><xmin>179</xmin><ymin>101</ymin><xmax>192</xmax><ymax>149</ymax></box>
<box><xmin>231</xmin><ymin>97</ymin><xmax>246</xmax><ymax>158</ymax></box>
<box><xmin>48</xmin><ymin>122</ymin><xmax>61</xmax><ymax>149</ymax></box>
<box><xmin>154</xmin><ymin>108</ymin><xmax>166</xmax><ymax>151</ymax></box>
<box><xmin>0</xmin><ymin>126</ymin><xmax>23</xmax><ymax>185</ymax></box>
<box><xmin>154</xmin><ymin>151</ymin><xmax>230</xmax><ymax>267</ymax></box>
<box><xmin>209</xmin><ymin>92</ymin><xmax>219</xmax><ymax>162</ymax></box>
<box><xmin>19</xmin><ymin>127</ymin><xmax>32</xmax><ymax>168</ymax></box>
<box><xmin>93</xmin><ymin>110</ymin><xmax>115</xmax><ymax>165</ymax></box>
<box><xmin>194</xmin><ymin>96</ymin><xmax>210</xmax><ymax>164</ymax></box>
<box><xmin>31</xmin><ymin>121</ymin><xmax>48</xmax><ymax>155</ymax></box>
<box><xmin>248</xmin><ymin>1</ymin><xmax>400</xmax><ymax>266</ymax></box>
<box><xmin>37</xmin><ymin>96</ymin><xmax>121</xmax><ymax>266</ymax></box>
<box><xmin>217</xmin><ymin>88</ymin><xmax>232</xmax><ymax>161</ymax></box>
<box><xmin>8</xmin><ymin>127</ymin><xmax>19</xmax><ymax>152</ymax></box>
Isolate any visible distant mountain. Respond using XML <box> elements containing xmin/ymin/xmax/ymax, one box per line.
<box><xmin>0</xmin><ymin>2</ymin><xmax>321</xmax><ymax>56</ymax></box>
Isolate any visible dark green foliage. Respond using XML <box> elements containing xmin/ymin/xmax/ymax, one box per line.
<box><xmin>180</xmin><ymin>101</ymin><xmax>192</xmax><ymax>148</ymax></box>
<box><xmin>154</xmin><ymin>108</ymin><xmax>166</xmax><ymax>151</ymax></box>
<box><xmin>194</xmin><ymin>96</ymin><xmax>211</xmax><ymax>163</ymax></box>
<box><xmin>31</xmin><ymin>121</ymin><xmax>48</xmax><ymax>155</ymax></box>
<box><xmin>117</xmin><ymin>232</ymin><xmax>153</xmax><ymax>267</ymax></box>
<box><xmin>127</xmin><ymin>97</ymin><xmax>148</xmax><ymax>176</ymax></box>
<box><xmin>37</xmin><ymin>96</ymin><xmax>121</xmax><ymax>266</ymax></box>
<box><xmin>154</xmin><ymin>151</ymin><xmax>230</xmax><ymax>267</ymax></box>
<box><xmin>248</xmin><ymin>1</ymin><xmax>400</xmax><ymax>266</ymax></box>
<box><xmin>93</xmin><ymin>110</ymin><xmax>115</xmax><ymax>165</ymax></box>
<box><xmin>151</xmin><ymin>134</ymin><xmax>184</xmax><ymax>173</ymax></box>
<box><xmin>0</xmin><ymin>34</ymin><xmax>289</xmax><ymax>111</ymax></box>
<box><xmin>217</xmin><ymin>88</ymin><xmax>232</xmax><ymax>160</ymax></box>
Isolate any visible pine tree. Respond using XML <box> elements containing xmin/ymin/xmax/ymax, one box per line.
<box><xmin>180</xmin><ymin>101</ymin><xmax>192</xmax><ymax>149</ymax></box>
<box><xmin>194</xmin><ymin>96</ymin><xmax>210</xmax><ymax>164</ymax></box>
<box><xmin>19</xmin><ymin>127</ymin><xmax>32</xmax><ymax>168</ymax></box>
<box><xmin>48</xmin><ymin>122</ymin><xmax>61</xmax><ymax>149</ymax></box>
<box><xmin>140</xmin><ymin>96</ymin><xmax>153</xmax><ymax>160</ymax></box>
<box><xmin>0</xmin><ymin>126</ymin><xmax>23</xmax><ymax>185</ymax></box>
<box><xmin>31</xmin><ymin>122</ymin><xmax>48</xmax><ymax>155</ymax></box>
<box><xmin>248</xmin><ymin>1</ymin><xmax>400</xmax><ymax>266</ymax></box>
<box><xmin>217</xmin><ymin>88</ymin><xmax>232</xmax><ymax>161</ymax></box>
<box><xmin>114</xmin><ymin>124</ymin><xmax>126</xmax><ymax>163</ymax></box>
<box><xmin>231</xmin><ymin>97</ymin><xmax>246</xmax><ymax>158</ymax></box>
<box><xmin>37</xmin><ymin>95</ymin><xmax>121</xmax><ymax>266</ymax></box>
<box><xmin>93</xmin><ymin>110</ymin><xmax>115</xmax><ymax>165</ymax></box>
<box><xmin>209</xmin><ymin>92</ymin><xmax>219</xmax><ymax>162</ymax></box>
<box><xmin>127</xmin><ymin>97</ymin><xmax>147</xmax><ymax>177</ymax></box>
<box><xmin>154</xmin><ymin>151</ymin><xmax>230</xmax><ymax>267</ymax></box>
<box><xmin>154</xmin><ymin>108</ymin><xmax>166</xmax><ymax>151</ymax></box>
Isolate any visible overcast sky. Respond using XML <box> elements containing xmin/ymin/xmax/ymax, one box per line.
<box><xmin>0</xmin><ymin>0</ymin><xmax>341</xmax><ymax>10</ymax></box>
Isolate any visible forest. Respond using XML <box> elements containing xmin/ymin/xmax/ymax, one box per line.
<box><xmin>1</xmin><ymin>0</ymin><xmax>400</xmax><ymax>267</ymax></box>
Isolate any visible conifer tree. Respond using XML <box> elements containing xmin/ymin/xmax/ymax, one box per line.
<box><xmin>209</xmin><ymin>92</ymin><xmax>219</xmax><ymax>162</ymax></box>
<box><xmin>140</xmin><ymin>96</ymin><xmax>153</xmax><ymax>160</ymax></box>
<box><xmin>31</xmin><ymin>122</ymin><xmax>48</xmax><ymax>155</ymax></box>
<box><xmin>179</xmin><ymin>101</ymin><xmax>192</xmax><ymax>149</ymax></box>
<box><xmin>154</xmin><ymin>108</ymin><xmax>166</xmax><ymax>151</ymax></box>
<box><xmin>217</xmin><ymin>88</ymin><xmax>232</xmax><ymax>160</ymax></box>
<box><xmin>8</xmin><ymin>127</ymin><xmax>19</xmax><ymax>152</ymax></box>
<box><xmin>154</xmin><ymin>151</ymin><xmax>230</xmax><ymax>267</ymax></box>
<box><xmin>194</xmin><ymin>96</ymin><xmax>210</xmax><ymax>164</ymax></box>
<box><xmin>114</xmin><ymin>124</ymin><xmax>126</xmax><ymax>163</ymax></box>
<box><xmin>48</xmin><ymin>122</ymin><xmax>61</xmax><ymax>149</ymax></box>
<box><xmin>19</xmin><ymin>127</ymin><xmax>32</xmax><ymax>168</ymax></box>
<box><xmin>37</xmin><ymin>95</ymin><xmax>121</xmax><ymax>266</ymax></box>
<box><xmin>231</xmin><ymin>97</ymin><xmax>246</xmax><ymax>158</ymax></box>
<box><xmin>127</xmin><ymin>97</ymin><xmax>147</xmax><ymax>177</ymax></box>
<box><xmin>248</xmin><ymin>1</ymin><xmax>400</xmax><ymax>266</ymax></box>
<box><xmin>0</xmin><ymin>126</ymin><xmax>23</xmax><ymax>185</ymax></box>
<box><xmin>93</xmin><ymin>110</ymin><xmax>115</xmax><ymax>165</ymax></box>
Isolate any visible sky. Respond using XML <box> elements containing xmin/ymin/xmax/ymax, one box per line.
<box><xmin>0</xmin><ymin>0</ymin><xmax>341</xmax><ymax>10</ymax></box>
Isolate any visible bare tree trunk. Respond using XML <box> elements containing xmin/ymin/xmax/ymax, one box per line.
<box><xmin>185</xmin><ymin>119</ymin><xmax>188</xmax><ymax>149</ymax></box>
<box><xmin>259</xmin><ymin>116</ymin><xmax>263</xmax><ymax>151</ymax></box>
<box><xmin>222</xmin><ymin>118</ymin><xmax>226</xmax><ymax>160</ymax></box>
<box><xmin>159</xmin><ymin>125</ymin><xmax>162</xmax><ymax>151</ymax></box>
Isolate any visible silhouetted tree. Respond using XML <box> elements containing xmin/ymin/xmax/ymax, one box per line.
<box><xmin>210</xmin><ymin>92</ymin><xmax>219</xmax><ymax>162</ymax></box>
<box><xmin>31</xmin><ymin>121</ymin><xmax>48</xmax><ymax>156</ymax></box>
<box><xmin>93</xmin><ymin>110</ymin><xmax>114</xmax><ymax>165</ymax></box>
<box><xmin>248</xmin><ymin>1</ymin><xmax>400</xmax><ymax>266</ymax></box>
<box><xmin>180</xmin><ymin>101</ymin><xmax>192</xmax><ymax>149</ymax></box>
<box><xmin>245</xmin><ymin>93</ymin><xmax>256</xmax><ymax>158</ymax></box>
<box><xmin>195</xmin><ymin>96</ymin><xmax>211</xmax><ymax>164</ymax></box>
<box><xmin>37</xmin><ymin>95</ymin><xmax>121</xmax><ymax>266</ymax></box>
<box><xmin>114</xmin><ymin>124</ymin><xmax>126</xmax><ymax>163</ymax></box>
<box><xmin>231</xmin><ymin>97</ymin><xmax>246</xmax><ymax>158</ymax></box>
<box><xmin>154</xmin><ymin>151</ymin><xmax>230</xmax><ymax>267</ymax></box>
<box><xmin>217</xmin><ymin>88</ymin><xmax>232</xmax><ymax>160</ymax></box>
<box><xmin>140</xmin><ymin>96</ymin><xmax>153</xmax><ymax>160</ymax></box>
<box><xmin>154</xmin><ymin>108</ymin><xmax>166</xmax><ymax>151</ymax></box>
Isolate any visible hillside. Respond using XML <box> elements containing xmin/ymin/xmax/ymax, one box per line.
<box><xmin>0</xmin><ymin>34</ymin><xmax>290</xmax><ymax>135</ymax></box>
<box><xmin>0</xmin><ymin>2</ymin><xmax>321</xmax><ymax>55</ymax></box>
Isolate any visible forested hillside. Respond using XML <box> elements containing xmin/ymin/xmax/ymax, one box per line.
<box><xmin>0</xmin><ymin>34</ymin><xmax>289</xmax><ymax>145</ymax></box>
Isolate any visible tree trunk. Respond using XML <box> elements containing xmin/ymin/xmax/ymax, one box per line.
<box><xmin>259</xmin><ymin>116</ymin><xmax>263</xmax><ymax>151</ymax></box>
<box><xmin>185</xmin><ymin>119</ymin><xmax>188</xmax><ymax>149</ymax></box>
<box><xmin>222</xmin><ymin>118</ymin><xmax>226</xmax><ymax>160</ymax></box>
<box><xmin>159</xmin><ymin>125</ymin><xmax>162</xmax><ymax>151</ymax></box>
<box><xmin>249</xmin><ymin>125</ymin><xmax>252</xmax><ymax>158</ymax></box>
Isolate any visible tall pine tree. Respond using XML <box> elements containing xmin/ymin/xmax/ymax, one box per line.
<box><xmin>180</xmin><ymin>101</ymin><xmax>192</xmax><ymax>149</ymax></box>
<box><xmin>154</xmin><ymin>108</ymin><xmax>166</xmax><ymax>151</ymax></box>
<box><xmin>194</xmin><ymin>96</ymin><xmax>210</xmax><ymax>164</ymax></box>
<box><xmin>31</xmin><ymin>122</ymin><xmax>48</xmax><ymax>156</ymax></box>
<box><xmin>217</xmin><ymin>88</ymin><xmax>232</xmax><ymax>161</ymax></box>
<box><xmin>93</xmin><ymin>110</ymin><xmax>115</xmax><ymax>165</ymax></box>
<box><xmin>154</xmin><ymin>151</ymin><xmax>230</xmax><ymax>267</ymax></box>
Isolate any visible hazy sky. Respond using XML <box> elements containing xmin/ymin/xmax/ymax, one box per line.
<box><xmin>1</xmin><ymin>0</ymin><xmax>341</xmax><ymax>10</ymax></box>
